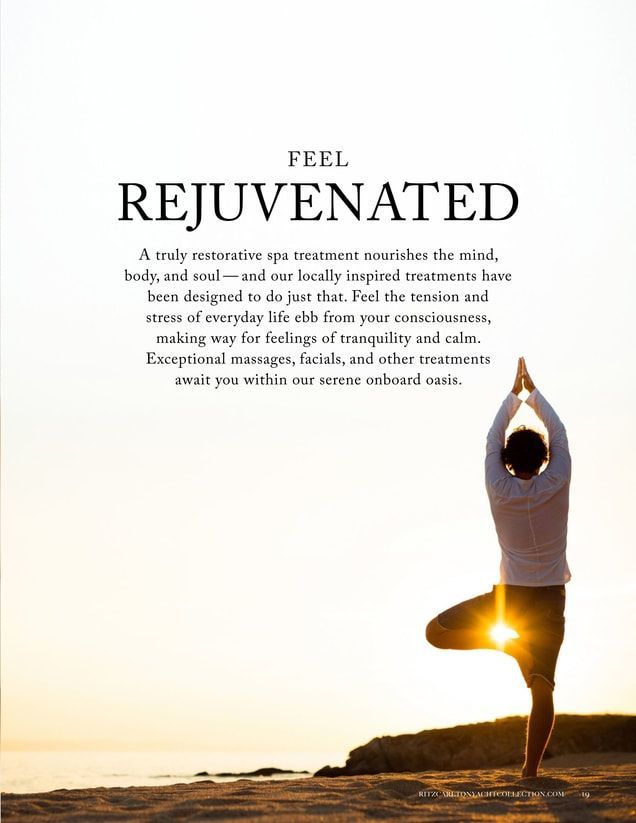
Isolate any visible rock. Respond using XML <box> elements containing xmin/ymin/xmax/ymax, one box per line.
<box><xmin>212</xmin><ymin>767</ymin><xmax>310</xmax><ymax>777</ymax></box>
<box><xmin>315</xmin><ymin>715</ymin><xmax>636</xmax><ymax>776</ymax></box>
<box><xmin>314</xmin><ymin>765</ymin><xmax>348</xmax><ymax>777</ymax></box>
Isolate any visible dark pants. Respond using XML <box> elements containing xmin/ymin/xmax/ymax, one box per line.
<box><xmin>436</xmin><ymin>584</ymin><xmax>566</xmax><ymax>687</ymax></box>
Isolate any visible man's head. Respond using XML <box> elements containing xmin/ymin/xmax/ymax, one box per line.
<box><xmin>501</xmin><ymin>426</ymin><xmax>548</xmax><ymax>477</ymax></box>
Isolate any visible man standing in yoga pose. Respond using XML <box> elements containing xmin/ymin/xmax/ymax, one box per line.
<box><xmin>426</xmin><ymin>357</ymin><xmax>571</xmax><ymax>778</ymax></box>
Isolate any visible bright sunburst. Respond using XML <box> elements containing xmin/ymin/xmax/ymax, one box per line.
<box><xmin>490</xmin><ymin>622</ymin><xmax>519</xmax><ymax>647</ymax></box>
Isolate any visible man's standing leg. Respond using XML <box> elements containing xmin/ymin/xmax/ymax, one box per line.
<box><xmin>522</xmin><ymin>677</ymin><xmax>555</xmax><ymax>778</ymax></box>
<box><xmin>521</xmin><ymin>590</ymin><xmax>565</xmax><ymax>777</ymax></box>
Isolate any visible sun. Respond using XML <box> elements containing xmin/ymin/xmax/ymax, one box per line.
<box><xmin>490</xmin><ymin>622</ymin><xmax>519</xmax><ymax>647</ymax></box>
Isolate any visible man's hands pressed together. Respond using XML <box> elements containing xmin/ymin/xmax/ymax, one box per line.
<box><xmin>521</xmin><ymin>357</ymin><xmax>536</xmax><ymax>393</ymax></box>
<box><xmin>512</xmin><ymin>356</ymin><xmax>536</xmax><ymax>397</ymax></box>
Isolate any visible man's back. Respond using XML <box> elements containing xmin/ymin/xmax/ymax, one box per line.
<box><xmin>485</xmin><ymin>388</ymin><xmax>572</xmax><ymax>586</ymax></box>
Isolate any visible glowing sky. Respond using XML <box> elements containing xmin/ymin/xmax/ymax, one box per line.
<box><xmin>2</xmin><ymin>0</ymin><xmax>635</xmax><ymax>754</ymax></box>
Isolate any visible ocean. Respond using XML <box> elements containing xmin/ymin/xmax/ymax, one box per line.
<box><xmin>1</xmin><ymin>750</ymin><xmax>346</xmax><ymax>794</ymax></box>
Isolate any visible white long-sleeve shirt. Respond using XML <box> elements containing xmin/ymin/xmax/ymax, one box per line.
<box><xmin>485</xmin><ymin>388</ymin><xmax>572</xmax><ymax>586</ymax></box>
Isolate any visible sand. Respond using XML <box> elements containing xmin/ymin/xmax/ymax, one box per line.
<box><xmin>3</xmin><ymin>758</ymin><xmax>635</xmax><ymax>822</ymax></box>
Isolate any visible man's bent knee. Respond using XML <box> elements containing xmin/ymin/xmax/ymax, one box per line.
<box><xmin>426</xmin><ymin>617</ymin><xmax>448</xmax><ymax>648</ymax></box>
<box><xmin>529</xmin><ymin>675</ymin><xmax>555</xmax><ymax>699</ymax></box>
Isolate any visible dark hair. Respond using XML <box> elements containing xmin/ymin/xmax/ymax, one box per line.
<box><xmin>501</xmin><ymin>426</ymin><xmax>548</xmax><ymax>476</ymax></box>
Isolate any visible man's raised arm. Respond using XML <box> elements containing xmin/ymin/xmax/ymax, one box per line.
<box><xmin>485</xmin><ymin>359</ymin><xmax>523</xmax><ymax>486</ymax></box>
<box><xmin>522</xmin><ymin>358</ymin><xmax>571</xmax><ymax>480</ymax></box>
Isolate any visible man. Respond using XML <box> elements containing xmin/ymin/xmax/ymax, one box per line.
<box><xmin>426</xmin><ymin>357</ymin><xmax>571</xmax><ymax>778</ymax></box>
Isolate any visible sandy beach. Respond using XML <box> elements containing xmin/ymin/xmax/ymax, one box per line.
<box><xmin>3</xmin><ymin>757</ymin><xmax>635</xmax><ymax>822</ymax></box>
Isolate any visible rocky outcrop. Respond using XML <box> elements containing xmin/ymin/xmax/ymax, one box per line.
<box><xmin>213</xmin><ymin>767</ymin><xmax>309</xmax><ymax>777</ymax></box>
<box><xmin>315</xmin><ymin>714</ymin><xmax>636</xmax><ymax>776</ymax></box>
<box><xmin>195</xmin><ymin>767</ymin><xmax>310</xmax><ymax>778</ymax></box>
